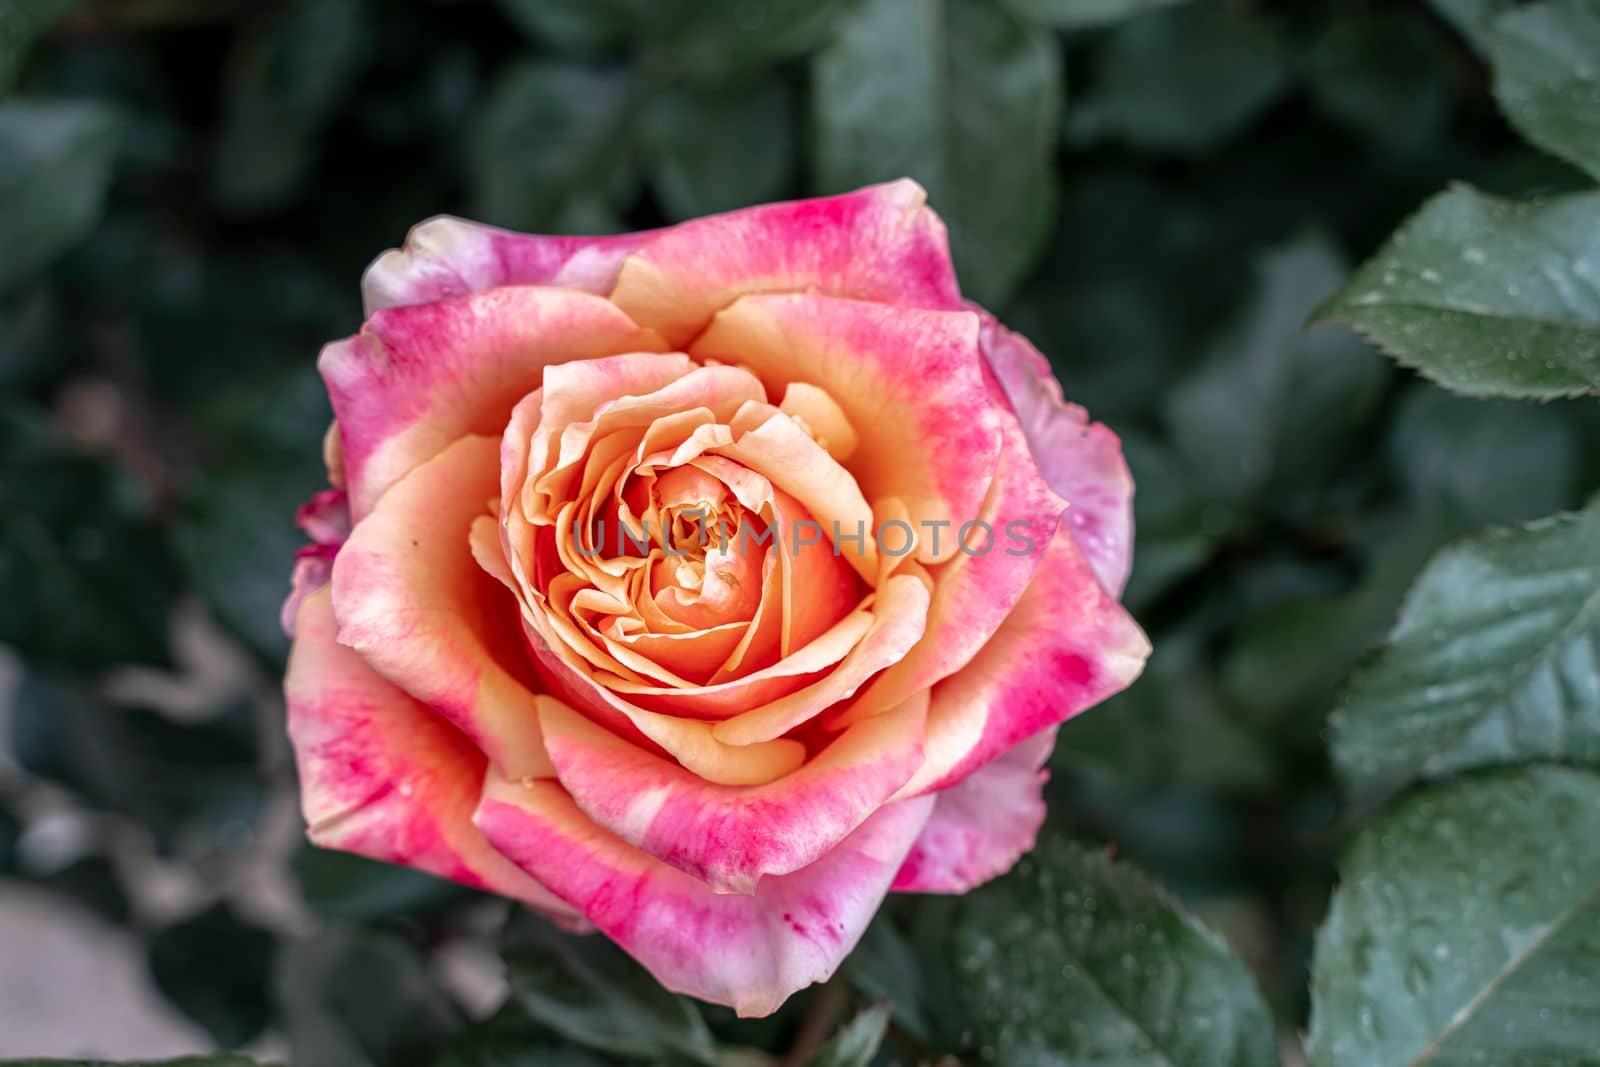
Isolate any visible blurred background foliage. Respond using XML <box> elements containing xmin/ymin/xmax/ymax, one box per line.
<box><xmin>2</xmin><ymin>0</ymin><xmax>1597</xmax><ymax>1063</ymax></box>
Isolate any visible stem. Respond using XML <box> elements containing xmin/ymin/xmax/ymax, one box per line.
<box><xmin>781</xmin><ymin>975</ymin><xmax>852</xmax><ymax>1065</ymax></box>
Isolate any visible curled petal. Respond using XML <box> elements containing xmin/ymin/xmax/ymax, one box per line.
<box><xmin>322</xmin><ymin>286</ymin><xmax>666</xmax><ymax>517</ymax></box>
<box><xmin>362</xmin><ymin>215</ymin><xmax>657</xmax><ymax>314</ymax></box>
<box><xmin>979</xmin><ymin>316</ymin><xmax>1134</xmax><ymax>596</ymax></box>
<box><xmin>540</xmin><ymin>693</ymin><xmax>926</xmax><ymax>893</ymax></box>
<box><xmin>285</xmin><ymin>587</ymin><xmax>578</xmax><ymax>923</ymax></box>
<box><xmin>891</xmin><ymin>728</ymin><xmax>1054</xmax><ymax>893</ymax></box>
<box><xmin>609</xmin><ymin>179</ymin><xmax>962</xmax><ymax>346</ymax></box>
<box><xmin>295</xmin><ymin>488</ymin><xmax>351</xmax><ymax>545</ymax></box>
<box><xmin>282</xmin><ymin>490</ymin><xmax>353</xmax><ymax>637</ymax></box>
<box><xmin>475</xmin><ymin>772</ymin><xmax>935</xmax><ymax>1017</ymax></box>
<box><xmin>897</xmin><ymin>527</ymin><xmax>1150</xmax><ymax>798</ymax></box>
<box><xmin>332</xmin><ymin>434</ymin><xmax>555</xmax><ymax>780</ymax></box>
<box><xmin>282</xmin><ymin>545</ymin><xmax>336</xmax><ymax>638</ymax></box>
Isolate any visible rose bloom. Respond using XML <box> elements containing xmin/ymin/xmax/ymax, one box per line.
<box><xmin>282</xmin><ymin>180</ymin><xmax>1149</xmax><ymax>1016</ymax></box>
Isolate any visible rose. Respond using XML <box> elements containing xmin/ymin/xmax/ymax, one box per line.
<box><xmin>282</xmin><ymin>180</ymin><xmax>1149</xmax><ymax>1016</ymax></box>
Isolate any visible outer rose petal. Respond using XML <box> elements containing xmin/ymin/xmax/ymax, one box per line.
<box><xmin>332</xmin><ymin>435</ymin><xmax>556</xmax><ymax>781</ymax></box>
<box><xmin>540</xmin><ymin>693</ymin><xmax>927</xmax><ymax>893</ymax></box>
<box><xmin>979</xmin><ymin>316</ymin><xmax>1134</xmax><ymax>596</ymax></box>
<box><xmin>322</xmin><ymin>286</ymin><xmax>666</xmax><ymax>517</ymax></box>
<box><xmin>285</xmin><ymin>586</ymin><xmax>579</xmax><ymax>924</ymax></box>
<box><xmin>282</xmin><ymin>545</ymin><xmax>336</xmax><ymax>637</ymax></box>
<box><xmin>475</xmin><ymin>772</ymin><xmax>935</xmax><ymax>1017</ymax></box>
<box><xmin>281</xmin><ymin>488</ymin><xmax>353</xmax><ymax>637</ymax></box>
<box><xmin>361</xmin><ymin>215</ymin><xmax>657</xmax><ymax>313</ymax></box>
<box><xmin>609</xmin><ymin>179</ymin><xmax>962</xmax><ymax>346</ymax></box>
<box><xmin>891</xmin><ymin>728</ymin><xmax>1054</xmax><ymax>893</ymax></box>
<box><xmin>897</xmin><ymin>526</ymin><xmax>1150</xmax><ymax>798</ymax></box>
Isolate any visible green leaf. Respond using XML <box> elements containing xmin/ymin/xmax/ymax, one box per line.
<box><xmin>642</xmin><ymin>77</ymin><xmax>795</xmax><ymax>221</ymax></box>
<box><xmin>175</xmin><ymin>365</ymin><xmax>333</xmax><ymax>665</ymax></box>
<box><xmin>954</xmin><ymin>835</ymin><xmax>1277</xmax><ymax>1067</ymax></box>
<box><xmin>293</xmin><ymin>844</ymin><xmax>473</xmax><ymax>923</ymax></box>
<box><xmin>3</xmin><ymin>1058</ymin><xmax>267</xmax><ymax>1067</ymax></box>
<box><xmin>496</xmin><ymin>0</ymin><xmax>858</xmax><ymax>84</ymax></box>
<box><xmin>1307</xmin><ymin>11</ymin><xmax>1453</xmax><ymax>156</ymax></box>
<box><xmin>1167</xmin><ymin>233</ymin><xmax>1388</xmax><ymax>508</ymax></box>
<box><xmin>148</xmin><ymin>903</ymin><xmax>276</xmax><ymax>1048</ymax></box>
<box><xmin>997</xmin><ymin>0</ymin><xmax>1194</xmax><ymax>30</ymax></box>
<box><xmin>434</xmin><ymin>1007</ymin><xmax>615</xmax><ymax>1067</ymax></box>
<box><xmin>1058</xmin><ymin>627</ymin><xmax>1280</xmax><ymax>792</ymax></box>
<box><xmin>177</xmin><ymin>472</ymin><xmax>304</xmax><ymax>665</ymax></box>
<box><xmin>0</xmin><ymin>417</ymin><xmax>179</xmax><ymax>671</ymax></box>
<box><xmin>1426</xmin><ymin>0</ymin><xmax>1519</xmax><ymax>50</ymax></box>
<box><xmin>812</xmin><ymin>0</ymin><xmax>1061</xmax><ymax>306</ymax></box>
<box><xmin>1488</xmin><ymin>0</ymin><xmax>1600</xmax><ymax>182</ymax></box>
<box><xmin>1222</xmin><ymin>503</ymin><xmax>1467</xmax><ymax>736</ymax></box>
<box><xmin>501</xmin><ymin>911</ymin><xmax>720</xmax><ymax>1065</ymax></box>
<box><xmin>0</xmin><ymin>98</ymin><xmax>121</xmax><ymax>291</ymax></box>
<box><xmin>1389</xmin><ymin>387</ymin><xmax>1583</xmax><ymax>527</ymax></box>
<box><xmin>276</xmin><ymin>928</ymin><xmax>459</xmax><ymax>1067</ymax></box>
<box><xmin>1308</xmin><ymin>765</ymin><xmax>1600</xmax><ymax>1067</ymax></box>
<box><xmin>803</xmin><ymin>1002</ymin><xmax>891</xmax><ymax>1067</ymax></box>
<box><xmin>1118</xmin><ymin>434</ymin><xmax>1233</xmax><ymax>610</ymax></box>
<box><xmin>1315</xmin><ymin>185</ymin><xmax>1600</xmax><ymax>399</ymax></box>
<box><xmin>470</xmin><ymin>62</ymin><xmax>636</xmax><ymax>233</ymax></box>
<box><xmin>212</xmin><ymin>0</ymin><xmax>369</xmax><ymax>212</ymax></box>
<box><xmin>1330</xmin><ymin>496</ymin><xmax>1600</xmax><ymax>797</ymax></box>
<box><xmin>844</xmin><ymin>916</ymin><xmax>936</xmax><ymax>1044</ymax></box>
<box><xmin>0</xmin><ymin>0</ymin><xmax>81</xmax><ymax>94</ymax></box>
<box><xmin>1066</xmin><ymin>0</ymin><xmax>1290</xmax><ymax>153</ymax></box>
<box><xmin>10</xmin><ymin>675</ymin><xmax>264</xmax><ymax>855</ymax></box>
<box><xmin>0</xmin><ymin>805</ymin><xmax>18</xmax><ymax>875</ymax></box>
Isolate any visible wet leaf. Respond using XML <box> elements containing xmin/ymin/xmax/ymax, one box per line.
<box><xmin>1331</xmin><ymin>495</ymin><xmax>1600</xmax><ymax>796</ymax></box>
<box><xmin>1309</xmin><ymin>766</ymin><xmax>1600</xmax><ymax>1067</ymax></box>
<box><xmin>1314</xmin><ymin>185</ymin><xmax>1600</xmax><ymax>399</ymax></box>
<box><xmin>954</xmin><ymin>835</ymin><xmax>1277</xmax><ymax>1066</ymax></box>
<box><xmin>1488</xmin><ymin>0</ymin><xmax>1600</xmax><ymax>182</ymax></box>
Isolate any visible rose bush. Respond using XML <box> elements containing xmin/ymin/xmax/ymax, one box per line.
<box><xmin>281</xmin><ymin>179</ymin><xmax>1149</xmax><ymax>1016</ymax></box>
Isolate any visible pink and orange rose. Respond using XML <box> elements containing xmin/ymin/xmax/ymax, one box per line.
<box><xmin>282</xmin><ymin>180</ymin><xmax>1148</xmax><ymax>1015</ymax></box>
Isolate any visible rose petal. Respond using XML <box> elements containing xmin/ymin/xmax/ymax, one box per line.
<box><xmin>295</xmin><ymin>488</ymin><xmax>351</xmax><ymax>545</ymax></box>
<box><xmin>692</xmin><ymin>294</ymin><xmax>1002</xmax><ymax>565</ymax></box>
<box><xmin>831</xmin><ymin>405</ymin><xmax>1065</xmax><ymax>726</ymax></box>
<box><xmin>891</xmin><ymin>727</ymin><xmax>1054</xmax><ymax>893</ymax></box>
<box><xmin>709</xmin><ymin>572</ymin><xmax>930</xmax><ymax>745</ymax></box>
<box><xmin>322</xmin><ymin>286</ymin><xmax>666</xmax><ymax>517</ymax></box>
<box><xmin>475</xmin><ymin>771</ymin><xmax>935</xmax><ymax>1016</ymax></box>
<box><xmin>896</xmin><ymin>526</ymin><xmax>1150</xmax><ymax>798</ymax></box>
<box><xmin>282</xmin><ymin>545</ymin><xmax>336</xmax><ymax>638</ymax></box>
<box><xmin>979</xmin><ymin>315</ymin><xmax>1134</xmax><ymax>596</ymax></box>
<box><xmin>362</xmin><ymin>215</ymin><xmax>658</xmax><ymax>314</ymax></box>
<box><xmin>540</xmin><ymin>692</ymin><xmax>926</xmax><ymax>893</ymax></box>
<box><xmin>285</xmin><ymin>586</ymin><xmax>579</xmax><ymax>922</ymax></box>
<box><xmin>609</xmin><ymin>179</ymin><xmax>962</xmax><ymax>346</ymax></box>
<box><xmin>331</xmin><ymin>434</ymin><xmax>556</xmax><ymax>781</ymax></box>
